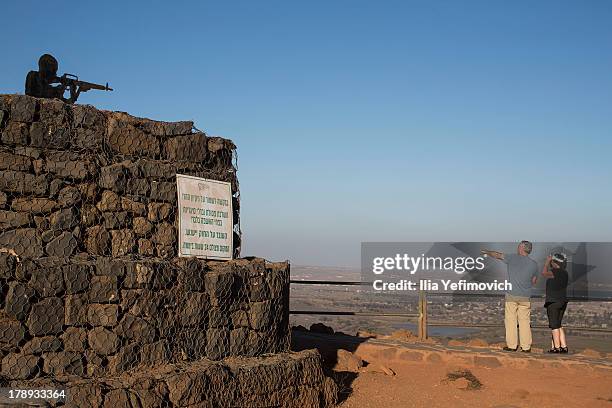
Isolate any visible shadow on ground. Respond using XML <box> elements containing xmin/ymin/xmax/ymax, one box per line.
<box><xmin>291</xmin><ymin>326</ymin><xmax>372</xmax><ymax>403</ymax></box>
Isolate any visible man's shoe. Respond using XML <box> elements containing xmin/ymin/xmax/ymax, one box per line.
<box><xmin>559</xmin><ymin>347</ymin><xmax>568</xmax><ymax>354</ymax></box>
<box><xmin>521</xmin><ymin>348</ymin><xmax>531</xmax><ymax>353</ymax></box>
<box><xmin>502</xmin><ymin>346</ymin><xmax>518</xmax><ymax>352</ymax></box>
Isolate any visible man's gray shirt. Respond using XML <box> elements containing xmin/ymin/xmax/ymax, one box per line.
<box><xmin>503</xmin><ymin>253</ymin><xmax>538</xmax><ymax>298</ymax></box>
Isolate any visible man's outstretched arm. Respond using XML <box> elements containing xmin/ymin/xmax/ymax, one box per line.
<box><xmin>481</xmin><ymin>250</ymin><xmax>504</xmax><ymax>260</ymax></box>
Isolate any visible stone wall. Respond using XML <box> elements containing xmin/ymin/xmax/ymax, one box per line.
<box><xmin>0</xmin><ymin>255</ymin><xmax>290</xmax><ymax>379</ymax></box>
<box><xmin>0</xmin><ymin>94</ymin><xmax>240</xmax><ymax>260</ymax></box>
<box><xmin>0</xmin><ymin>95</ymin><xmax>292</xmax><ymax>380</ymax></box>
<box><xmin>0</xmin><ymin>95</ymin><xmax>337</xmax><ymax>407</ymax></box>
<box><xmin>5</xmin><ymin>350</ymin><xmax>338</xmax><ymax>408</ymax></box>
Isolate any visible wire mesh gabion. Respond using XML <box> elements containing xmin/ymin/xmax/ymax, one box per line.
<box><xmin>0</xmin><ymin>255</ymin><xmax>290</xmax><ymax>380</ymax></box>
<box><xmin>0</xmin><ymin>94</ymin><xmax>241</xmax><ymax>261</ymax></box>
<box><xmin>0</xmin><ymin>94</ymin><xmax>339</xmax><ymax>408</ymax></box>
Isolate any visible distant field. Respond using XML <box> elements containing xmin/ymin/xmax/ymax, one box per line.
<box><xmin>290</xmin><ymin>265</ymin><xmax>612</xmax><ymax>353</ymax></box>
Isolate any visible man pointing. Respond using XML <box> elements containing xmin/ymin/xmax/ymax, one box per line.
<box><xmin>482</xmin><ymin>241</ymin><xmax>538</xmax><ymax>352</ymax></box>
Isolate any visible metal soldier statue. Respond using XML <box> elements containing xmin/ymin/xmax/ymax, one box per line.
<box><xmin>25</xmin><ymin>53</ymin><xmax>112</xmax><ymax>104</ymax></box>
<box><xmin>25</xmin><ymin>54</ymin><xmax>69</xmax><ymax>101</ymax></box>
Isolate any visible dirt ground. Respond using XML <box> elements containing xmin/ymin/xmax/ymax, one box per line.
<box><xmin>292</xmin><ymin>329</ymin><xmax>612</xmax><ymax>408</ymax></box>
<box><xmin>337</xmin><ymin>360</ymin><xmax>612</xmax><ymax>408</ymax></box>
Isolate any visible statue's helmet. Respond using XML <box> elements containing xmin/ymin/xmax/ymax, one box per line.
<box><xmin>38</xmin><ymin>54</ymin><xmax>58</xmax><ymax>75</ymax></box>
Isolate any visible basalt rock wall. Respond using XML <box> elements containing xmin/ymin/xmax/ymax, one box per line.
<box><xmin>0</xmin><ymin>255</ymin><xmax>290</xmax><ymax>380</ymax></box>
<box><xmin>0</xmin><ymin>95</ymin><xmax>293</xmax><ymax>380</ymax></box>
<box><xmin>0</xmin><ymin>94</ymin><xmax>240</xmax><ymax>260</ymax></box>
<box><xmin>6</xmin><ymin>350</ymin><xmax>338</xmax><ymax>408</ymax></box>
<box><xmin>0</xmin><ymin>96</ymin><xmax>336</xmax><ymax>408</ymax></box>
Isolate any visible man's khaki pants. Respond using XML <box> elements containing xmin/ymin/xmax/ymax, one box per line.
<box><xmin>504</xmin><ymin>296</ymin><xmax>532</xmax><ymax>350</ymax></box>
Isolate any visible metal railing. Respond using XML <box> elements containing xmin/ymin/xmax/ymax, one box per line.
<box><xmin>289</xmin><ymin>280</ymin><xmax>612</xmax><ymax>339</ymax></box>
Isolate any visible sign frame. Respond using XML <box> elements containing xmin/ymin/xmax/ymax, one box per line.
<box><xmin>176</xmin><ymin>174</ymin><xmax>234</xmax><ymax>260</ymax></box>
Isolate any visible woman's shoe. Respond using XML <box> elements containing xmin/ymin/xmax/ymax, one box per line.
<box><xmin>547</xmin><ymin>348</ymin><xmax>560</xmax><ymax>353</ymax></box>
<box><xmin>559</xmin><ymin>347</ymin><xmax>568</xmax><ymax>354</ymax></box>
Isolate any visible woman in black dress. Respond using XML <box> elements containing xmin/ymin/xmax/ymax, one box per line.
<box><xmin>541</xmin><ymin>253</ymin><xmax>569</xmax><ymax>353</ymax></box>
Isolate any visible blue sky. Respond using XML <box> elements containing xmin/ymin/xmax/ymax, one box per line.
<box><xmin>3</xmin><ymin>1</ymin><xmax>612</xmax><ymax>267</ymax></box>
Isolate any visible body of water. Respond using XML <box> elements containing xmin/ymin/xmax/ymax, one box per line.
<box><xmin>395</xmin><ymin>322</ymin><xmax>480</xmax><ymax>338</ymax></box>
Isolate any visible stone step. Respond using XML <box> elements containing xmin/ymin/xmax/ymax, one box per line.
<box><xmin>293</xmin><ymin>331</ymin><xmax>612</xmax><ymax>373</ymax></box>
<box><xmin>4</xmin><ymin>349</ymin><xmax>337</xmax><ymax>408</ymax></box>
